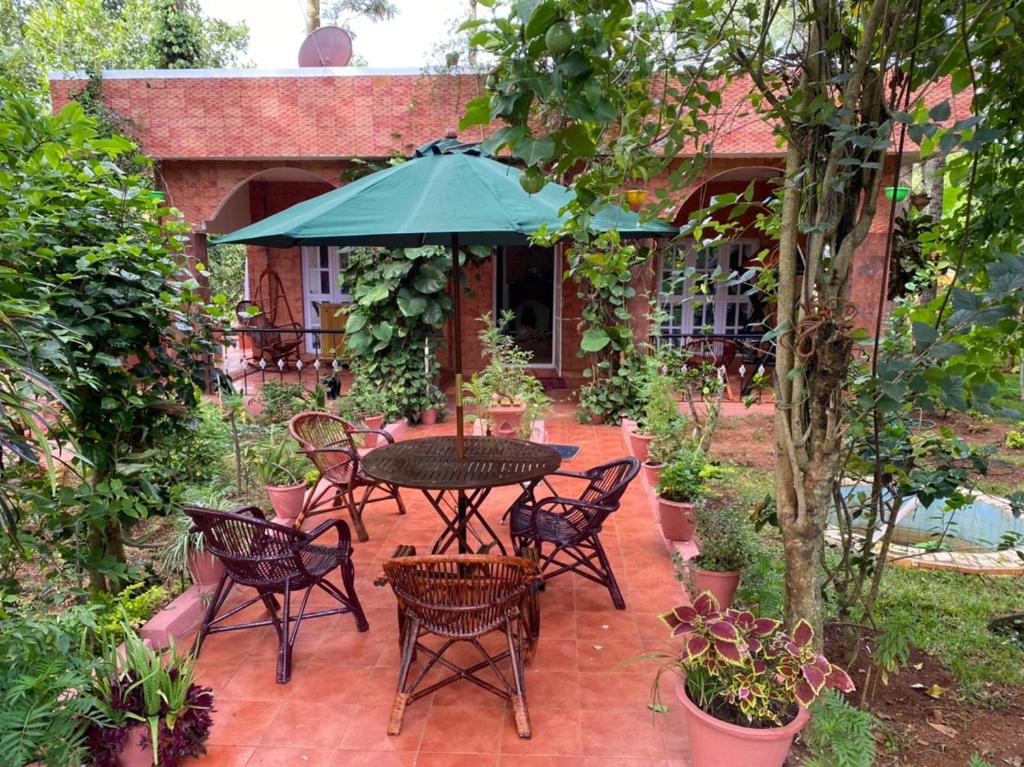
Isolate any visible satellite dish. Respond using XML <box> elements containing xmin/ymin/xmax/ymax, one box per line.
<box><xmin>298</xmin><ymin>26</ymin><xmax>353</xmax><ymax>67</ymax></box>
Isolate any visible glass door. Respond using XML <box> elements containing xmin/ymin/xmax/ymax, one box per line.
<box><xmin>301</xmin><ymin>246</ymin><xmax>352</xmax><ymax>355</ymax></box>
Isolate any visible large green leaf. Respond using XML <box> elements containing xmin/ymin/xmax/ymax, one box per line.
<box><xmin>396</xmin><ymin>288</ymin><xmax>428</xmax><ymax>317</ymax></box>
<box><xmin>412</xmin><ymin>263</ymin><xmax>448</xmax><ymax>294</ymax></box>
<box><xmin>580</xmin><ymin>327</ymin><xmax>611</xmax><ymax>352</ymax></box>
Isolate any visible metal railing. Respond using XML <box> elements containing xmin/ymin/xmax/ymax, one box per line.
<box><xmin>210</xmin><ymin>327</ymin><xmax>350</xmax><ymax>396</ymax></box>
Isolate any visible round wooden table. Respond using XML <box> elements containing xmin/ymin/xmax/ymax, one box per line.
<box><xmin>362</xmin><ymin>436</ymin><xmax>561</xmax><ymax>554</ymax></box>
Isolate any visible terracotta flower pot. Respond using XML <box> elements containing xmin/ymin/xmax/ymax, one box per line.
<box><xmin>675</xmin><ymin>675</ymin><xmax>809</xmax><ymax>767</ymax></box>
<box><xmin>362</xmin><ymin>413</ymin><xmax>385</xmax><ymax>447</ymax></box>
<box><xmin>488</xmin><ymin>404</ymin><xmax>527</xmax><ymax>438</ymax></box>
<box><xmin>642</xmin><ymin>461</ymin><xmax>663</xmax><ymax>487</ymax></box>
<box><xmin>589</xmin><ymin>412</ymin><xmax>605</xmax><ymax>425</ymax></box>
<box><xmin>628</xmin><ymin>431</ymin><xmax>655</xmax><ymax>463</ymax></box>
<box><xmin>419</xmin><ymin>408</ymin><xmax>438</xmax><ymax>426</ymax></box>
<box><xmin>186</xmin><ymin>550</ymin><xmax>224</xmax><ymax>590</ymax></box>
<box><xmin>689</xmin><ymin>564</ymin><xmax>742</xmax><ymax>610</ymax></box>
<box><xmin>265</xmin><ymin>480</ymin><xmax>306</xmax><ymax>522</ymax></box>
<box><xmin>117</xmin><ymin>723</ymin><xmax>155</xmax><ymax>767</ymax></box>
<box><xmin>657</xmin><ymin>497</ymin><xmax>696</xmax><ymax>541</ymax></box>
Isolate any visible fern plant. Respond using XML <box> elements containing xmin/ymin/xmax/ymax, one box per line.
<box><xmin>802</xmin><ymin>690</ymin><xmax>876</xmax><ymax>767</ymax></box>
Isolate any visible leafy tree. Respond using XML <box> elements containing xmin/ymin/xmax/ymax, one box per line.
<box><xmin>0</xmin><ymin>76</ymin><xmax>217</xmax><ymax>591</ymax></box>
<box><xmin>463</xmin><ymin>0</ymin><xmax>1021</xmax><ymax>641</ymax></box>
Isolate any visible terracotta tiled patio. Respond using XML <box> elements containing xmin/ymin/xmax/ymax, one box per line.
<box><xmin>185</xmin><ymin>405</ymin><xmax>692</xmax><ymax>766</ymax></box>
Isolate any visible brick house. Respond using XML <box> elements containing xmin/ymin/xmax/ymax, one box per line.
<box><xmin>49</xmin><ymin>67</ymin><xmax>942</xmax><ymax>388</ymax></box>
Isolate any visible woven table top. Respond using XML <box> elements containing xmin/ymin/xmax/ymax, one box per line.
<box><xmin>361</xmin><ymin>436</ymin><xmax>562</xmax><ymax>490</ymax></box>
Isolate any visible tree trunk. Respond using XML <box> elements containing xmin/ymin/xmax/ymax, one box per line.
<box><xmin>306</xmin><ymin>0</ymin><xmax>320</xmax><ymax>35</ymax></box>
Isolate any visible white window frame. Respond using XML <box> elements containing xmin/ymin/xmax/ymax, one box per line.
<box><xmin>657</xmin><ymin>239</ymin><xmax>758</xmax><ymax>337</ymax></box>
<box><xmin>301</xmin><ymin>245</ymin><xmax>353</xmax><ymax>354</ymax></box>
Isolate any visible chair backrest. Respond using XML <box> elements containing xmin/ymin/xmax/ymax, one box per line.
<box><xmin>289</xmin><ymin>411</ymin><xmax>359</xmax><ymax>480</ymax></box>
<box><xmin>685</xmin><ymin>338</ymin><xmax>737</xmax><ymax>369</ymax></box>
<box><xmin>383</xmin><ymin>555</ymin><xmax>536</xmax><ymax>639</ymax></box>
<box><xmin>184</xmin><ymin>505</ymin><xmax>304</xmax><ymax>587</ymax></box>
<box><xmin>579</xmin><ymin>457</ymin><xmax>642</xmax><ymax>511</ymax></box>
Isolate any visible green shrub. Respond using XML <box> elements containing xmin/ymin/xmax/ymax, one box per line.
<box><xmin>689</xmin><ymin>501</ymin><xmax>755</xmax><ymax>572</ymax></box>
<box><xmin>258</xmin><ymin>381</ymin><xmax>312</xmax><ymax>424</ymax></box>
<box><xmin>656</xmin><ymin>447</ymin><xmax>708</xmax><ymax>502</ymax></box>
<box><xmin>91</xmin><ymin>583</ymin><xmax>170</xmax><ymax>643</ymax></box>
<box><xmin>1005</xmin><ymin>429</ymin><xmax>1024</xmax><ymax>449</ymax></box>
<box><xmin>0</xmin><ymin>602</ymin><xmax>109</xmax><ymax>767</ymax></box>
<box><xmin>803</xmin><ymin>690</ymin><xmax>876</xmax><ymax>767</ymax></box>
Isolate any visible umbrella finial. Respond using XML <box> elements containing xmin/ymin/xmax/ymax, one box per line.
<box><xmin>444</xmin><ymin>128</ymin><xmax>458</xmax><ymax>139</ymax></box>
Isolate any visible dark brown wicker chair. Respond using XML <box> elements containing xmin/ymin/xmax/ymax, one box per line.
<box><xmin>288</xmin><ymin>412</ymin><xmax>406</xmax><ymax>540</ymax></box>
<box><xmin>508</xmin><ymin>457</ymin><xmax>640</xmax><ymax>610</ymax></box>
<box><xmin>382</xmin><ymin>553</ymin><xmax>541</xmax><ymax>739</ymax></box>
<box><xmin>184</xmin><ymin>505</ymin><xmax>368</xmax><ymax>683</ymax></box>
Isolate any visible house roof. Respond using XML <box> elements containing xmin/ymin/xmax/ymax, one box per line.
<box><xmin>48</xmin><ymin>68</ymin><xmax>969</xmax><ymax>163</ymax></box>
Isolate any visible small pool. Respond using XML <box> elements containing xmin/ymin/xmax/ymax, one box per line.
<box><xmin>836</xmin><ymin>484</ymin><xmax>1024</xmax><ymax>552</ymax></box>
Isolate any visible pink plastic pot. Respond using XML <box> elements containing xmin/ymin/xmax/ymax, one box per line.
<box><xmin>675</xmin><ymin>675</ymin><xmax>808</xmax><ymax>767</ymax></box>
<box><xmin>419</xmin><ymin>408</ymin><xmax>438</xmax><ymax>426</ymax></box>
<box><xmin>657</xmin><ymin>497</ymin><xmax>696</xmax><ymax>541</ymax></box>
<box><xmin>642</xmin><ymin>461</ymin><xmax>663</xmax><ymax>487</ymax></box>
<box><xmin>265</xmin><ymin>481</ymin><xmax>306</xmax><ymax>522</ymax></box>
<box><xmin>186</xmin><ymin>550</ymin><xmax>224</xmax><ymax>590</ymax></box>
<box><xmin>116</xmin><ymin>723</ymin><xmax>155</xmax><ymax>767</ymax></box>
<box><xmin>628</xmin><ymin>431</ymin><xmax>655</xmax><ymax>463</ymax></box>
<box><xmin>689</xmin><ymin>565</ymin><xmax>742</xmax><ymax>610</ymax></box>
<box><xmin>488</xmin><ymin>404</ymin><xmax>527</xmax><ymax>439</ymax></box>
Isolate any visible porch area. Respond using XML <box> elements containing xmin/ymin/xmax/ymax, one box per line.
<box><xmin>183</xmin><ymin>406</ymin><xmax>692</xmax><ymax>766</ymax></box>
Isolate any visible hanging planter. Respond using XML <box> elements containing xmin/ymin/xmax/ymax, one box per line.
<box><xmin>909</xmin><ymin>192</ymin><xmax>931</xmax><ymax>210</ymax></box>
<box><xmin>145</xmin><ymin>190</ymin><xmax>166</xmax><ymax>203</ymax></box>
<box><xmin>884</xmin><ymin>186</ymin><xmax>910</xmax><ymax>202</ymax></box>
<box><xmin>624</xmin><ymin>187</ymin><xmax>648</xmax><ymax>211</ymax></box>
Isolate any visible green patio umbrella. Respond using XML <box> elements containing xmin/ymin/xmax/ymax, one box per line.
<box><xmin>216</xmin><ymin>138</ymin><xmax>677</xmax><ymax>455</ymax></box>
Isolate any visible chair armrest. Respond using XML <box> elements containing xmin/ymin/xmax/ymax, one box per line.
<box><xmin>549</xmin><ymin>469</ymin><xmax>593</xmax><ymax>480</ymax></box>
<box><xmin>230</xmin><ymin>505</ymin><xmax>267</xmax><ymax>520</ymax></box>
<box><xmin>347</xmin><ymin>428</ymin><xmax>395</xmax><ymax>445</ymax></box>
<box><xmin>294</xmin><ymin>518</ymin><xmax>354</xmax><ymax>578</ymax></box>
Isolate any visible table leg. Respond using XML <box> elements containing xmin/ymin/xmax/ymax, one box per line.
<box><xmin>422</xmin><ymin>487</ymin><xmax>507</xmax><ymax>555</ymax></box>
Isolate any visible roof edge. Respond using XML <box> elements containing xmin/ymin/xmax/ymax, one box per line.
<box><xmin>48</xmin><ymin>66</ymin><xmax>483</xmax><ymax>82</ymax></box>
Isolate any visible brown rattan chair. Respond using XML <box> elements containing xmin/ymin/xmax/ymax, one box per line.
<box><xmin>184</xmin><ymin>505</ymin><xmax>368</xmax><ymax>683</ymax></box>
<box><xmin>383</xmin><ymin>552</ymin><xmax>541</xmax><ymax>739</ymax></box>
<box><xmin>288</xmin><ymin>412</ymin><xmax>406</xmax><ymax>540</ymax></box>
<box><xmin>508</xmin><ymin>457</ymin><xmax>640</xmax><ymax>610</ymax></box>
<box><xmin>685</xmin><ymin>337</ymin><xmax>737</xmax><ymax>369</ymax></box>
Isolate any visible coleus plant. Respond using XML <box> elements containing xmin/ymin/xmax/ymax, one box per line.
<box><xmin>656</xmin><ymin>592</ymin><xmax>854</xmax><ymax>727</ymax></box>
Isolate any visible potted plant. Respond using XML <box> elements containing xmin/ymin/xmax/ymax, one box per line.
<box><xmin>337</xmin><ymin>376</ymin><xmax>392</xmax><ymax>446</ymax></box>
<box><xmin>419</xmin><ymin>383</ymin><xmax>446</xmax><ymax>426</ymax></box>
<box><xmin>88</xmin><ymin>629</ymin><xmax>214</xmax><ymax>767</ymax></box>
<box><xmin>631</xmin><ymin>369</ymin><xmax>683</xmax><ymax>464</ymax></box>
<box><xmin>247</xmin><ymin>428</ymin><xmax>308</xmax><ymax>522</ymax></box>
<box><xmin>577</xmin><ymin>382</ymin><xmax>606</xmax><ymax>425</ymax></box>
<box><xmin>652</xmin><ymin>594</ymin><xmax>854</xmax><ymax>767</ymax></box>
<box><xmin>655</xmin><ymin>447</ymin><xmax>708</xmax><ymax>541</ymax></box>
<box><xmin>162</xmin><ymin>487</ymin><xmax>235</xmax><ymax>590</ymax></box>
<box><xmin>464</xmin><ymin>311</ymin><xmax>550</xmax><ymax>438</ymax></box>
<box><xmin>682</xmin><ymin>501</ymin><xmax>754</xmax><ymax>608</ymax></box>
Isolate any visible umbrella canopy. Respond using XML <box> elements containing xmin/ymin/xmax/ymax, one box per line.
<box><xmin>214</xmin><ymin>138</ymin><xmax>677</xmax><ymax>248</ymax></box>
<box><xmin>216</xmin><ymin>138</ymin><xmax>678</xmax><ymax>458</ymax></box>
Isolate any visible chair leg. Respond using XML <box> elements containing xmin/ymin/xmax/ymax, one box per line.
<box><xmin>591</xmin><ymin>535</ymin><xmax>626</xmax><ymax>610</ymax></box>
<box><xmin>192</xmin><ymin>570</ymin><xmax>231</xmax><ymax>657</ymax></box>
<box><xmin>505</xmin><ymin>619</ymin><xmax>531</xmax><ymax>739</ymax></box>
<box><xmin>344</xmin><ymin>488</ymin><xmax>370</xmax><ymax>542</ymax></box>
<box><xmin>338</xmin><ymin>556</ymin><xmax>369</xmax><ymax>632</ymax></box>
<box><xmin>388</xmin><ymin>616</ymin><xmax>418</xmax><ymax>736</ymax></box>
<box><xmin>276</xmin><ymin>581</ymin><xmax>293</xmax><ymax>684</ymax></box>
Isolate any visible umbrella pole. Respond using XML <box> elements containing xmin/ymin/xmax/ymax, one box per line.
<box><xmin>451</xmin><ymin>235</ymin><xmax>465</xmax><ymax>460</ymax></box>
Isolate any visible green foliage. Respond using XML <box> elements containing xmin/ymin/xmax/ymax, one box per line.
<box><xmin>576</xmin><ymin>349</ymin><xmax>648</xmax><ymax>422</ymax></box>
<box><xmin>464</xmin><ymin>311</ymin><xmax>550</xmax><ymax>436</ymax></box>
<box><xmin>258</xmin><ymin>381</ymin><xmax>314</xmax><ymax>425</ymax></box>
<box><xmin>337</xmin><ymin>374</ymin><xmax>392</xmax><ymax>421</ymax></box>
<box><xmin>1006</xmin><ymin>429</ymin><xmax>1024</xmax><ymax>450</ymax></box>
<box><xmin>90</xmin><ymin>582</ymin><xmax>169</xmax><ymax>643</ymax></box>
<box><xmin>18</xmin><ymin>0</ymin><xmax>248</xmax><ymax>79</ymax></box>
<box><xmin>244</xmin><ymin>426</ymin><xmax>307</xmax><ymax>487</ymax></box>
<box><xmin>0</xmin><ymin>601</ymin><xmax>108</xmax><ymax>767</ymax></box>
<box><xmin>656</xmin><ymin>447</ymin><xmax>709</xmax><ymax>503</ymax></box>
<box><xmin>207</xmin><ymin>243</ymin><xmax>247</xmax><ymax>309</ymax></box>
<box><xmin>688</xmin><ymin>502</ymin><xmax>755</xmax><ymax>573</ymax></box>
<box><xmin>803</xmin><ymin>690</ymin><xmax>877</xmax><ymax>767</ymax></box>
<box><xmin>343</xmin><ymin>246</ymin><xmax>455</xmax><ymax>420</ymax></box>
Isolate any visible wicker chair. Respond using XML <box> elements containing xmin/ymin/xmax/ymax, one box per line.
<box><xmin>288</xmin><ymin>412</ymin><xmax>406</xmax><ymax>540</ymax></box>
<box><xmin>184</xmin><ymin>505</ymin><xmax>368</xmax><ymax>684</ymax></box>
<box><xmin>508</xmin><ymin>457</ymin><xmax>640</xmax><ymax>610</ymax></box>
<box><xmin>383</xmin><ymin>553</ymin><xmax>541</xmax><ymax>739</ymax></box>
<box><xmin>684</xmin><ymin>337</ymin><xmax>737</xmax><ymax>369</ymax></box>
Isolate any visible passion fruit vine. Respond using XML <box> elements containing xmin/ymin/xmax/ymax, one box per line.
<box><xmin>519</xmin><ymin>166</ymin><xmax>547</xmax><ymax>195</ymax></box>
<box><xmin>545</xmin><ymin>20</ymin><xmax>573</xmax><ymax>56</ymax></box>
